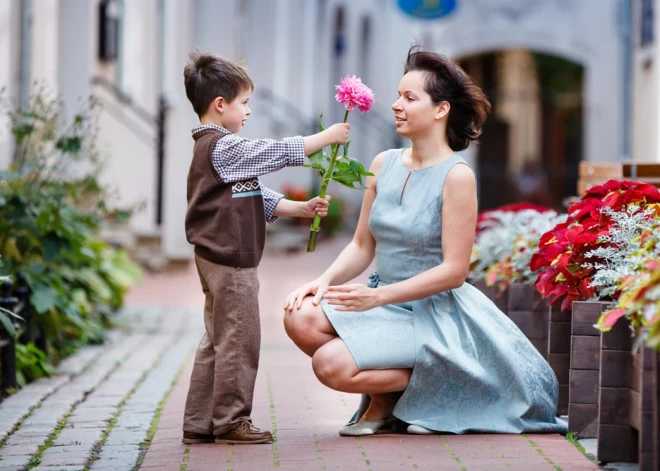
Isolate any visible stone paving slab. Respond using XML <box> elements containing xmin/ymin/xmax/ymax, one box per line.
<box><xmin>0</xmin><ymin>333</ymin><xmax>148</xmax><ymax>469</ymax></box>
<box><xmin>88</xmin><ymin>319</ymin><xmax>200</xmax><ymax>470</ymax></box>
<box><xmin>0</xmin><ymin>305</ymin><xmax>205</xmax><ymax>470</ymax></box>
<box><xmin>0</xmin><ymin>326</ymin><xmax>134</xmax><ymax>443</ymax></box>
<box><xmin>136</xmin><ymin>238</ymin><xmax>603</xmax><ymax>471</ymax></box>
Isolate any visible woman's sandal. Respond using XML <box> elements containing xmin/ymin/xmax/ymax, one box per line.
<box><xmin>338</xmin><ymin>417</ymin><xmax>397</xmax><ymax>436</ymax></box>
<box><xmin>406</xmin><ymin>424</ymin><xmax>435</xmax><ymax>435</ymax></box>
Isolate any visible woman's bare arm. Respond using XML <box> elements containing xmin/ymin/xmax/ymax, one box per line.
<box><xmin>284</xmin><ymin>152</ymin><xmax>387</xmax><ymax>310</ymax></box>
<box><xmin>317</xmin><ymin>152</ymin><xmax>387</xmax><ymax>285</ymax></box>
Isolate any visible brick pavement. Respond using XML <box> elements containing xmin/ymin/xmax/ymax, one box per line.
<box><xmin>138</xmin><ymin>236</ymin><xmax>601</xmax><ymax>471</ymax></box>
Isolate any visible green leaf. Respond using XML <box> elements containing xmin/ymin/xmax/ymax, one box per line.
<box><xmin>346</xmin><ymin>157</ymin><xmax>374</xmax><ymax>177</ymax></box>
<box><xmin>318</xmin><ymin>114</ymin><xmax>325</xmax><ymax>133</ymax></box>
<box><xmin>32</xmin><ymin>283</ymin><xmax>58</xmax><ymax>314</ymax></box>
<box><xmin>26</xmin><ymin>262</ymin><xmax>46</xmax><ymax>277</ymax></box>
<box><xmin>0</xmin><ymin>311</ymin><xmax>17</xmax><ymax>338</ymax></box>
<box><xmin>43</xmin><ymin>232</ymin><xmax>70</xmax><ymax>261</ymax></box>
<box><xmin>77</xmin><ymin>268</ymin><xmax>113</xmax><ymax>302</ymax></box>
<box><xmin>342</xmin><ymin>141</ymin><xmax>351</xmax><ymax>157</ymax></box>
<box><xmin>0</xmin><ymin>306</ymin><xmax>24</xmax><ymax>322</ymax></box>
<box><xmin>55</xmin><ymin>136</ymin><xmax>82</xmax><ymax>154</ymax></box>
<box><xmin>331</xmin><ymin>168</ymin><xmax>361</xmax><ymax>189</ymax></box>
<box><xmin>307</xmin><ymin>150</ymin><xmax>331</xmax><ymax>178</ymax></box>
<box><xmin>12</xmin><ymin>123</ymin><xmax>36</xmax><ymax>145</ymax></box>
<box><xmin>16</xmin><ymin>371</ymin><xmax>26</xmax><ymax>388</ymax></box>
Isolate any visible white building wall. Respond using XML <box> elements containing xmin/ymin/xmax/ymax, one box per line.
<box><xmin>385</xmin><ymin>0</ymin><xmax>622</xmax><ymax>164</ymax></box>
<box><xmin>632</xmin><ymin>0</ymin><xmax>660</xmax><ymax>162</ymax></box>
<box><xmin>57</xmin><ymin>0</ymin><xmax>94</xmax><ymax>123</ymax></box>
<box><xmin>119</xmin><ymin>0</ymin><xmax>159</xmax><ymax>116</ymax></box>
<box><xmin>162</xmin><ymin>0</ymin><xmax>197</xmax><ymax>259</ymax></box>
<box><xmin>0</xmin><ymin>0</ymin><xmax>21</xmax><ymax>170</ymax></box>
<box><xmin>94</xmin><ymin>83</ymin><xmax>157</xmax><ymax>234</ymax></box>
<box><xmin>31</xmin><ymin>0</ymin><xmax>59</xmax><ymax>91</ymax></box>
<box><xmin>1</xmin><ymin>0</ymin><xmax>631</xmax><ymax>260</ymax></box>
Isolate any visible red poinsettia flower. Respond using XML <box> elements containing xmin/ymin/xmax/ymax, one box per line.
<box><xmin>531</xmin><ymin>180</ymin><xmax>660</xmax><ymax>311</ymax></box>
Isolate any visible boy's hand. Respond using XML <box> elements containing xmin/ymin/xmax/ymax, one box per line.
<box><xmin>301</xmin><ymin>195</ymin><xmax>331</xmax><ymax>218</ymax></box>
<box><xmin>326</xmin><ymin>123</ymin><xmax>351</xmax><ymax>145</ymax></box>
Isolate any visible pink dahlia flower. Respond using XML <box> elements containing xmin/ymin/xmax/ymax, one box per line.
<box><xmin>335</xmin><ymin>75</ymin><xmax>374</xmax><ymax>113</ymax></box>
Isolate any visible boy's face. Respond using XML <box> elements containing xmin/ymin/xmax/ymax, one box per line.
<box><xmin>221</xmin><ymin>88</ymin><xmax>252</xmax><ymax>133</ymax></box>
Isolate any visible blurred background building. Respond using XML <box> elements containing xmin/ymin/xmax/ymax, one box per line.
<box><xmin>0</xmin><ymin>0</ymin><xmax>655</xmax><ymax>266</ymax></box>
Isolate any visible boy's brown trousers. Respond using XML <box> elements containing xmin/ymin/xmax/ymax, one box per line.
<box><xmin>183</xmin><ymin>255</ymin><xmax>261</xmax><ymax>435</ymax></box>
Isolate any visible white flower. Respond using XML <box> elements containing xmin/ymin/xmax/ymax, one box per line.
<box><xmin>471</xmin><ymin>210</ymin><xmax>567</xmax><ymax>284</ymax></box>
<box><xmin>583</xmin><ymin>205</ymin><xmax>659</xmax><ymax>300</ymax></box>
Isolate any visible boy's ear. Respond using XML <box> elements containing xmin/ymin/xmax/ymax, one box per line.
<box><xmin>213</xmin><ymin>96</ymin><xmax>225</xmax><ymax>113</ymax></box>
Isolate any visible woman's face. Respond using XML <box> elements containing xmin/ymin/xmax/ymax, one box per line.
<box><xmin>391</xmin><ymin>70</ymin><xmax>444</xmax><ymax>139</ymax></box>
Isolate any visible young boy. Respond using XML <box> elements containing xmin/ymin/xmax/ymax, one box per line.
<box><xmin>181</xmin><ymin>51</ymin><xmax>350</xmax><ymax>445</ymax></box>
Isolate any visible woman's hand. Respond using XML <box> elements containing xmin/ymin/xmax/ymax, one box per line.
<box><xmin>284</xmin><ymin>277</ymin><xmax>330</xmax><ymax>312</ymax></box>
<box><xmin>323</xmin><ymin>284</ymin><xmax>381</xmax><ymax>312</ymax></box>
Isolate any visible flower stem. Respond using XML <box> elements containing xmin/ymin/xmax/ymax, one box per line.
<box><xmin>307</xmin><ymin>110</ymin><xmax>350</xmax><ymax>252</ymax></box>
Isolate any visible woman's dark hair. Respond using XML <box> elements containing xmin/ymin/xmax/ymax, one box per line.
<box><xmin>404</xmin><ymin>45</ymin><xmax>491</xmax><ymax>151</ymax></box>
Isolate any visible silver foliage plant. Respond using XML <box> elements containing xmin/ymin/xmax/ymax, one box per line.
<box><xmin>583</xmin><ymin>205</ymin><xmax>659</xmax><ymax>300</ymax></box>
<box><xmin>471</xmin><ymin>209</ymin><xmax>567</xmax><ymax>284</ymax></box>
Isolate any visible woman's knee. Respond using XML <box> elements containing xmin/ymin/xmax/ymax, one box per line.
<box><xmin>312</xmin><ymin>342</ymin><xmax>356</xmax><ymax>390</ymax></box>
<box><xmin>283</xmin><ymin>297</ymin><xmax>321</xmax><ymax>339</ymax></box>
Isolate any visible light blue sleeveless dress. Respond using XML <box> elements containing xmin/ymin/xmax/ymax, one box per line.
<box><xmin>320</xmin><ymin>149</ymin><xmax>567</xmax><ymax>434</ymax></box>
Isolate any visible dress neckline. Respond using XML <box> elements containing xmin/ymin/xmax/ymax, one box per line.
<box><xmin>397</xmin><ymin>148</ymin><xmax>458</xmax><ymax>172</ymax></box>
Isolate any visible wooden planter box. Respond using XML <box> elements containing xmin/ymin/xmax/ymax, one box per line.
<box><xmin>597</xmin><ymin>321</ymin><xmax>657</xmax><ymax>468</ymax></box>
<box><xmin>506</xmin><ymin>283</ymin><xmax>549</xmax><ymax>359</ymax></box>
<box><xmin>471</xmin><ymin>279</ymin><xmax>508</xmax><ymax>313</ymax></box>
<box><xmin>548</xmin><ymin>303</ymin><xmax>572</xmax><ymax>416</ymax></box>
<box><xmin>568</xmin><ymin>301</ymin><xmax>611</xmax><ymax>437</ymax></box>
<box><xmin>654</xmin><ymin>350</ymin><xmax>659</xmax><ymax>471</ymax></box>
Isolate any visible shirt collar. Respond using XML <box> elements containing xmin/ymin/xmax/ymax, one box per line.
<box><xmin>191</xmin><ymin>123</ymin><xmax>233</xmax><ymax>136</ymax></box>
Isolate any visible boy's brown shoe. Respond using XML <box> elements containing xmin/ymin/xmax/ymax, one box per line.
<box><xmin>182</xmin><ymin>431</ymin><xmax>215</xmax><ymax>444</ymax></box>
<box><xmin>214</xmin><ymin>421</ymin><xmax>273</xmax><ymax>444</ymax></box>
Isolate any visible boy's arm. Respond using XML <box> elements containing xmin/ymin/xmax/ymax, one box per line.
<box><xmin>262</xmin><ymin>186</ymin><xmax>285</xmax><ymax>223</ymax></box>
<box><xmin>212</xmin><ymin>124</ymin><xmax>349</xmax><ymax>183</ymax></box>
<box><xmin>263</xmin><ymin>186</ymin><xmax>331</xmax><ymax>222</ymax></box>
<box><xmin>213</xmin><ymin>135</ymin><xmax>305</xmax><ymax>184</ymax></box>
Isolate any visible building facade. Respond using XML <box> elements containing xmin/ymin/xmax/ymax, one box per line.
<box><xmin>0</xmin><ymin>0</ymin><xmax>634</xmax><ymax>262</ymax></box>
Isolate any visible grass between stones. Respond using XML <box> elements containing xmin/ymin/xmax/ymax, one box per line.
<box><xmin>25</xmin><ymin>359</ymin><xmax>124</xmax><ymax>470</ymax></box>
<box><xmin>83</xmin><ymin>358</ymin><xmax>158</xmax><ymax>470</ymax></box>
<box><xmin>565</xmin><ymin>432</ymin><xmax>597</xmax><ymax>462</ymax></box>
<box><xmin>522</xmin><ymin>433</ymin><xmax>563</xmax><ymax>471</ymax></box>
<box><xmin>27</xmin><ymin>410</ymin><xmax>73</xmax><ymax>469</ymax></box>
<box><xmin>439</xmin><ymin>435</ymin><xmax>466</xmax><ymax>471</ymax></box>
<box><xmin>266</xmin><ymin>369</ymin><xmax>279</xmax><ymax>468</ymax></box>
<box><xmin>483</xmin><ymin>435</ymin><xmax>512</xmax><ymax>468</ymax></box>
<box><xmin>304</xmin><ymin>393</ymin><xmax>325</xmax><ymax>470</ymax></box>
<box><xmin>84</xmin><ymin>324</ymin><xmax>187</xmax><ymax>470</ymax></box>
<box><xmin>131</xmin><ymin>354</ymin><xmax>192</xmax><ymax>471</ymax></box>
<box><xmin>355</xmin><ymin>436</ymin><xmax>373</xmax><ymax>470</ymax></box>
<box><xmin>0</xmin><ymin>403</ymin><xmax>42</xmax><ymax>449</ymax></box>
<box><xmin>0</xmin><ymin>347</ymin><xmax>106</xmax><ymax>449</ymax></box>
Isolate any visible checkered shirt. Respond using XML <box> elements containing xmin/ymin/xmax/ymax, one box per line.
<box><xmin>191</xmin><ymin>124</ymin><xmax>305</xmax><ymax>222</ymax></box>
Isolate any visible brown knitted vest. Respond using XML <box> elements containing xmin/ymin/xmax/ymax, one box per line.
<box><xmin>185</xmin><ymin>128</ymin><xmax>266</xmax><ymax>267</ymax></box>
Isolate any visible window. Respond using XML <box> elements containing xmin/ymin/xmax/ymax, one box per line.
<box><xmin>641</xmin><ymin>0</ymin><xmax>654</xmax><ymax>47</ymax></box>
<box><xmin>99</xmin><ymin>0</ymin><xmax>121</xmax><ymax>60</ymax></box>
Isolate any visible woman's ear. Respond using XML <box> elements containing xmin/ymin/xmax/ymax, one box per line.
<box><xmin>435</xmin><ymin>101</ymin><xmax>450</xmax><ymax>120</ymax></box>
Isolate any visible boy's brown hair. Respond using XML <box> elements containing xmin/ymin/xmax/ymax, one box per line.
<box><xmin>183</xmin><ymin>51</ymin><xmax>255</xmax><ymax>118</ymax></box>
